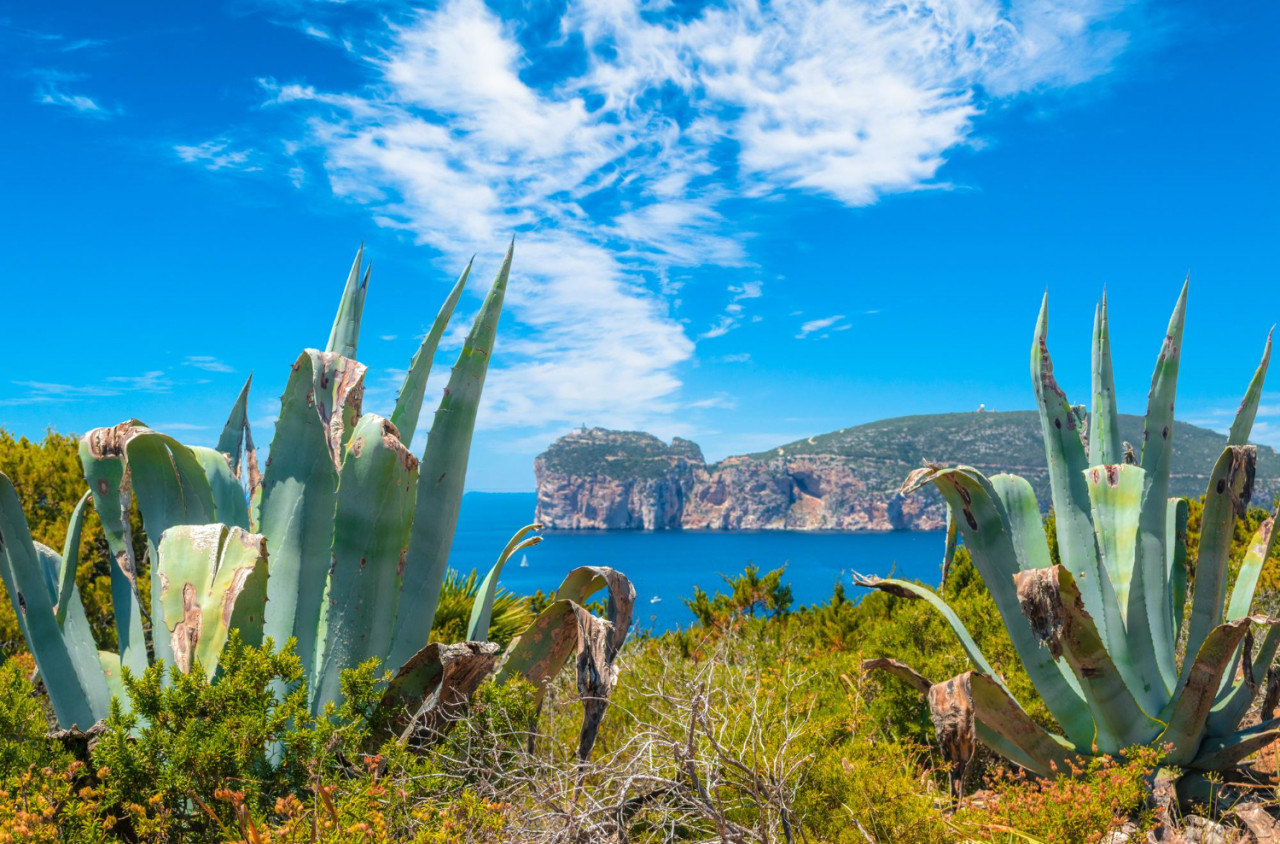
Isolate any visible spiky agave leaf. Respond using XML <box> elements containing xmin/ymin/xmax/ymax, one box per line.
<box><xmin>257</xmin><ymin>350</ymin><xmax>366</xmax><ymax>690</ymax></box>
<box><xmin>391</xmin><ymin>259</ymin><xmax>471</xmax><ymax>445</ymax></box>
<box><xmin>0</xmin><ymin>472</ymin><xmax>111</xmax><ymax>727</ymax></box>
<box><xmin>389</xmin><ymin>243</ymin><xmax>513</xmax><ymax>671</ymax></box>
<box><xmin>312</xmin><ymin>414</ymin><xmax>417</xmax><ymax>712</ymax></box>
<box><xmin>468</xmin><ymin>523</ymin><xmax>541</xmax><ymax>642</ymax></box>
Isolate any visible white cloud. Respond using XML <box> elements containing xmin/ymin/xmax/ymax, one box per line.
<box><xmin>105</xmin><ymin>371</ymin><xmax>172</xmax><ymax>393</ymax></box>
<box><xmin>2</xmin><ymin>370</ymin><xmax>173</xmax><ymax>406</ymax></box>
<box><xmin>247</xmin><ymin>0</ymin><xmax>1132</xmax><ymax>430</ymax></box>
<box><xmin>33</xmin><ymin>70</ymin><xmax>114</xmax><ymax>118</ymax></box>
<box><xmin>183</xmin><ymin>355</ymin><xmax>234</xmax><ymax>373</ymax></box>
<box><xmin>9</xmin><ymin>380</ymin><xmax>120</xmax><ymax>399</ymax></box>
<box><xmin>797</xmin><ymin>314</ymin><xmax>848</xmax><ymax>339</ymax></box>
<box><xmin>175</xmin><ymin>140</ymin><xmax>260</xmax><ymax>171</ymax></box>
<box><xmin>689</xmin><ymin>393</ymin><xmax>738</xmax><ymax>410</ymax></box>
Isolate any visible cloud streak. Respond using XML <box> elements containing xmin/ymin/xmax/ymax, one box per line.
<box><xmin>32</xmin><ymin>70</ymin><xmax>115</xmax><ymax>118</ymax></box>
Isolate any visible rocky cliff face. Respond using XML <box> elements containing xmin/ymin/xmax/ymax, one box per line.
<box><xmin>680</xmin><ymin>454</ymin><xmax>944</xmax><ymax>531</ymax></box>
<box><xmin>534</xmin><ymin>429</ymin><xmax>703</xmax><ymax>530</ymax></box>
<box><xmin>534</xmin><ymin>413</ymin><xmax>1280</xmax><ymax>532</ymax></box>
<box><xmin>534</xmin><ymin>428</ymin><xmax>944</xmax><ymax>531</ymax></box>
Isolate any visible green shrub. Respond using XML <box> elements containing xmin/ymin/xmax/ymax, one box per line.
<box><xmin>954</xmin><ymin>747</ymin><xmax>1160</xmax><ymax>843</ymax></box>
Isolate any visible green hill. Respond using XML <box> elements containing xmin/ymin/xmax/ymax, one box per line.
<box><xmin>745</xmin><ymin>410</ymin><xmax>1280</xmax><ymax>503</ymax></box>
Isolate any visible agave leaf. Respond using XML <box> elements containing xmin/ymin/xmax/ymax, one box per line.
<box><xmin>1138</xmin><ymin>281</ymin><xmax>1187</xmax><ymax>476</ymax></box>
<box><xmin>854</xmin><ymin>575</ymin><xmax>1004</xmax><ymax>686</ymax></box>
<box><xmin>1228</xmin><ymin>330</ymin><xmax>1273</xmax><ymax>447</ymax></box>
<box><xmin>863</xmin><ymin>658</ymin><xmax>1074</xmax><ymax>776</ymax></box>
<box><xmin>382</xmin><ymin>641</ymin><xmax>500</xmax><ymax>742</ymax></box>
<box><xmin>53</xmin><ymin>491</ymin><xmax>91</xmax><ymax>625</ymax></box>
<box><xmin>0</xmin><ymin>473</ymin><xmax>111</xmax><ymax>728</ymax></box>
<box><xmin>258</xmin><ymin>350</ymin><xmax>366</xmax><ymax>688</ymax></box>
<box><xmin>900</xmin><ymin>466</ymin><xmax>1092</xmax><ymax>746</ymax></box>
<box><xmin>941</xmin><ymin>506</ymin><xmax>958</xmax><ymax>591</ymax></box>
<box><xmin>1132</xmin><ymin>283</ymin><xmax>1188</xmax><ymax>689</ymax></box>
<box><xmin>989</xmin><ymin>474</ymin><xmax>1052</xmax><ymax>570</ymax></box>
<box><xmin>967</xmin><ymin>671</ymin><xmax>1080</xmax><ymax>777</ymax></box>
<box><xmin>243</xmin><ymin>414</ymin><xmax>263</xmax><ymax>527</ymax></box>
<box><xmin>389</xmin><ymin>244</ymin><xmax>513</xmax><ymax>671</ymax></box>
<box><xmin>1084</xmin><ymin>465</ymin><xmax>1142</xmax><ymax>614</ymax></box>
<box><xmin>313</xmin><ymin>414</ymin><xmax>418</xmax><ymax>711</ymax></box>
<box><xmin>80</xmin><ymin>422</ymin><xmax>219</xmax><ymax>672</ymax></box>
<box><xmin>191</xmin><ymin>446</ymin><xmax>250</xmax><ymax>530</ymax></box>
<box><xmin>216</xmin><ymin>374</ymin><xmax>253</xmax><ymax>471</ymax></box>
<box><xmin>78</xmin><ymin>422</ymin><xmax>148</xmax><ymax>675</ymax></box>
<box><xmin>326</xmin><ymin>245</ymin><xmax>367</xmax><ymax>360</ymax></box>
<box><xmin>1159</xmin><ymin>616</ymin><xmax>1263</xmax><ymax>765</ymax></box>
<box><xmin>1182</xmin><ymin>446</ymin><xmax>1257</xmax><ymax>685</ymax></box>
<box><xmin>391</xmin><ymin>259</ymin><xmax>472</xmax><ymax>445</ymax></box>
<box><xmin>495</xmin><ymin>599</ymin><xmax>576</xmax><ymax>698</ymax></box>
<box><xmin>1226</xmin><ymin>509</ymin><xmax>1279</xmax><ymax>622</ymax></box>
<box><xmin>156</xmin><ymin>524</ymin><xmax>269</xmax><ymax>681</ymax></box>
<box><xmin>98</xmin><ymin>650</ymin><xmax>125</xmax><ymax>706</ymax></box>
<box><xmin>1191</xmin><ymin>716</ymin><xmax>1280</xmax><ymax>770</ymax></box>
<box><xmin>1167</xmin><ymin>497</ymin><xmax>1189</xmax><ymax>640</ymax></box>
<box><xmin>1080</xmin><ymin>464</ymin><xmax>1166</xmax><ymax>715</ymax></box>
<box><xmin>1031</xmin><ymin>298</ymin><xmax>1111</xmax><ymax>650</ymax></box>
<box><xmin>554</xmin><ymin>565</ymin><xmax>636</xmax><ymax>660</ymax></box>
<box><xmin>1207</xmin><ymin>622</ymin><xmax>1280</xmax><ymax>737</ymax></box>
<box><xmin>496</xmin><ymin>598</ymin><xmax>621</xmax><ymax>761</ymax></box>
<box><xmin>468</xmin><ymin>523</ymin><xmax>541</xmax><ymax>642</ymax></box>
<box><xmin>1090</xmin><ymin>292</ymin><xmax>1124</xmax><ymax>466</ymax></box>
<box><xmin>1013</xmin><ymin>566</ymin><xmax>1164</xmax><ymax>751</ymax></box>
<box><xmin>497</xmin><ymin>565</ymin><xmax>635</xmax><ymax>701</ymax></box>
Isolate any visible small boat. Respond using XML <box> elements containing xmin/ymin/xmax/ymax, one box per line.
<box><xmin>519</xmin><ymin>554</ymin><xmax>529</xmax><ymax>568</ymax></box>
<box><xmin>650</xmin><ymin>595</ymin><xmax>662</xmax><ymax>604</ymax></box>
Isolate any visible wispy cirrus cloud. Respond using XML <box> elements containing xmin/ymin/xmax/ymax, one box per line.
<box><xmin>187</xmin><ymin>0</ymin><xmax>1137</xmax><ymax>433</ymax></box>
<box><xmin>0</xmin><ymin>370</ymin><xmax>173</xmax><ymax>407</ymax></box>
<box><xmin>175</xmin><ymin>140</ymin><xmax>261</xmax><ymax>171</ymax></box>
<box><xmin>183</xmin><ymin>355</ymin><xmax>235</xmax><ymax>373</ymax></box>
<box><xmin>32</xmin><ymin>69</ymin><xmax>116</xmax><ymax>118</ymax></box>
<box><xmin>796</xmin><ymin>314</ymin><xmax>850</xmax><ymax>339</ymax></box>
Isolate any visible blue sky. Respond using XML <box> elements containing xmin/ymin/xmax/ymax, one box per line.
<box><xmin>2</xmin><ymin>0</ymin><xmax>1278</xmax><ymax>491</ymax></box>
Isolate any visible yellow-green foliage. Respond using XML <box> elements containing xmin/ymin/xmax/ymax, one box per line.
<box><xmin>428</xmin><ymin>569</ymin><xmax>535</xmax><ymax>649</ymax></box>
<box><xmin>0</xmin><ymin>428</ymin><xmax>147</xmax><ymax>655</ymax></box>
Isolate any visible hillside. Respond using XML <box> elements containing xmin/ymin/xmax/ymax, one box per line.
<box><xmin>534</xmin><ymin>411</ymin><xmax>1280</xmax><ymax>531</ymax></box>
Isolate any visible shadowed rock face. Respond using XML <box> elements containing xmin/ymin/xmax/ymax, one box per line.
<box><xmin>534</xmin><ymin>414</ymin><xmax>1280</xmax><ymax>532</ymax></box>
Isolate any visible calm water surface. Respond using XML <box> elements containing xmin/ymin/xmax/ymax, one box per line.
<box><xmin>452</xmin><ymin>493</ymin><xmax>946</xmax><ymax>631</ymax></box>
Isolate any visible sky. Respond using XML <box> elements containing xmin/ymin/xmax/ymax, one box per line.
<box><xmin>1</xmin><ymin>0</ymin><xmax>1278</xmax><ymax>491</ymax></box>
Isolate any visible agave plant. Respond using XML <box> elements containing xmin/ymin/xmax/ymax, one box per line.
<box><xmin>0</xmin><ymin>245</ymin><xmax>634</xmax><ymax>759</ymax></box>
<box><xmin>858</xmin><ymin>285</ymin><xmax>1280</xmax><ymax>796</ymax></box>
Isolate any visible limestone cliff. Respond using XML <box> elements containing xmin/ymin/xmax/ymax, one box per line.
<box><xmin>534</xmin><ymin>412</ymin><xmax>1280</xmax><ymax>532</ymax></box>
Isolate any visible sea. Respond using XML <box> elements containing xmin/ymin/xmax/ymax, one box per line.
<box><xmin>451</xmin><ymin>492</ymin><xmax>947</xmax><ymax>632</ymax></box>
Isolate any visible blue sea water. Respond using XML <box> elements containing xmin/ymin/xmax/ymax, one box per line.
<box><xmin>451</xmin><ymin>492</ymin><xmax>947</xmax><ymax>632</ymax></box>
